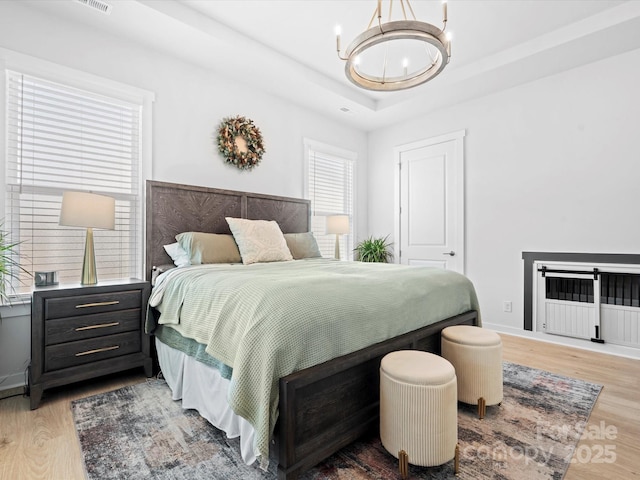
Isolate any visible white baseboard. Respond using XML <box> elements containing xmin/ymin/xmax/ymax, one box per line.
<box><xmin>483</xmin><ymin>322</ymin><xmax>640</xmax><ymax>361</ymax></box>
<box><xmin>0</xmin><ymin>372</ymin><xmax>27</xmax><ymax>396</ymax></box>
<box><xmin>0</xmin><ymin>385</ymin><xmax>24</xmax><ymax>400</ymax></box>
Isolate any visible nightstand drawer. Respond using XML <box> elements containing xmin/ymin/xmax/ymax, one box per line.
<box><xmin>45</xmin><ymin>309</ymin><xmax>142</xmax><ymax>346</ymax></box>
<box><xmin>44</xmin><ymin>290</ymin><xmax>142</xmax><ymax>320</ymax></box>
<box><xmin>44</xmin><ymin>331</ymin><xmax>141</xmax><ymax>372</ymax></box>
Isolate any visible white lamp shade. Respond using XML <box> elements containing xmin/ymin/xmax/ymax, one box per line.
<box><xmin>326</xmin><ymin>215</ymin><xmax>350</xmax><ymax>235</ymax></box>
<box><xmin>59</xmin><ymin>191</ymin><xmax>116</xmax><ymax>230</ymax></box>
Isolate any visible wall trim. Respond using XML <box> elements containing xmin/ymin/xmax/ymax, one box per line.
<box><xmin>0</xmin><ymin>376</ymin><xmax>26</xmax><ymax>394</ymax></box>
<box><xmin>484</xmin><ymin>321</ymin><xmax>640</xmax><ymax>361</ymax></box>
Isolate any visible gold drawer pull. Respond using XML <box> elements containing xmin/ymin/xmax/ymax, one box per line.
<box><xmin>75</xmin><ymin>322</ymin><xmax>120</xmax><ymax>332</ymax></box>
<box><xmin>75</xmin><ymin>345</ymin><xmax>120</xmax><ymax>357</ymax></box>
<box><xmin>75</xmin><ymin>300</ymin><xmax>120</xmax><ymax>309</ymax></box>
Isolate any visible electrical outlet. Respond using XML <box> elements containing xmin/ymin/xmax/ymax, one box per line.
<box><xmin>503</xmin><ymin>301</ymin><xmax>512</xmax><ymax>313</ymax></box>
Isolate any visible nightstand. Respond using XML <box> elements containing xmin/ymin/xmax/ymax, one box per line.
<box><xmin>29</xmin><ymin>279</ymin><xmax>152</xmax><ymax>409</ymax></box>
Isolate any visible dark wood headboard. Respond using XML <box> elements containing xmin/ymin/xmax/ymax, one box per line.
<box><xmin>145</xmin><ymin>180</ymin><xmax>311</xmax><ymax>280</ymax></box>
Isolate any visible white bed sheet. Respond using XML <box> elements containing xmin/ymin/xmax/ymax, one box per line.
<box><xmin>155</xmin><ymin>336</ymin><xmax>259</xmax><ymax>465</ymax></box>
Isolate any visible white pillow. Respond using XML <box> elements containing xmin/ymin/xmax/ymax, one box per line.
<box><xmin>225</xmin><ymin>217</ymin><xmax>293</xmax><ymax>265</ymax></box>
<box><xmin>163</xmin><ymin>242</ymin><xmax>191</xmax><ymax>267</ymax></box>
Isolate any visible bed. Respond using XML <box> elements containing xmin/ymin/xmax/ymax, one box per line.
<box><xmin>145</xmin><ymin>180</ymin><xmax>480</xmax><ymax>479</ymax></box>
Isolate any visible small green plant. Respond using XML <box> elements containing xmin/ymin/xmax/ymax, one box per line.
<box><xmin>354</xmin><ymin>235</ymin><xmax>394</xmax><ymax>263</ymax></box>
<box><xmin>0</xmin><ymin>226</ymin><xmax>30</xmax><ymax>305</ymax></box>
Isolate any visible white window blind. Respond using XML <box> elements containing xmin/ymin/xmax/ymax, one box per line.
<box><xmin>5</xmin><ymin>71</ymin><xmax>143</xmax><ymax>296</ymax></box>
<box><xmin>306</xmin><ymin>142</ymin><xmax>355</xmax><ymax>259</ymax></box>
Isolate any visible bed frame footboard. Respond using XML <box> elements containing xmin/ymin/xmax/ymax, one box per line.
<box><xmin>276</xmin><ymin>310</ymin><xmax>478</xmax><ymax>480</ymax></box>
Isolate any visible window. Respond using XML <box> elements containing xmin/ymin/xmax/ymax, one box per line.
<box><xmin>304</xmin><ymin>139</ymin><xmax>356</xmax><ymax>259</ymax></box>
<box><xmin>4</xmin><ymin>69</ymin><xmax>149</xmax><ymax>298</ymax></box>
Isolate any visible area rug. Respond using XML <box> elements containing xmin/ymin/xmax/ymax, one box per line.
<box><xmin>72</xmin><ymin>362</ymin><xmax>602</xmax><ymax>479</ymax></box>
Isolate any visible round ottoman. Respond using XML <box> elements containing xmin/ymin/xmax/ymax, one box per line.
<box><xmin>380</xmin><ymin>350</ymin><xmax>458</xmax><ymax>478</ymax></box>
<box><xmin>441</xmin><ymin>325</ymin><xmax>503</xmax><ymax>419</ymax></box>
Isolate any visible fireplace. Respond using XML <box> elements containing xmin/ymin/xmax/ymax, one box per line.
<box><xmin>523</xmin><ymin>252</ymin><xmax>640</xmax><ymax>349</ymax></box>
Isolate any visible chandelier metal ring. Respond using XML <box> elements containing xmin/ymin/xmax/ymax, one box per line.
<box><xmin>336</xmin><ymin>0</ymin><xmax>451</xmax><ymax>92</ymax></box>
<box><xmin>344</xmin><ymin>20</ymin><xmax>449</xmax><ymax>91</ymax></box>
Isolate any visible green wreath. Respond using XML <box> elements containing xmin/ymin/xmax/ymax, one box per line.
<box><xmin>217</xmin><ymin>115</ymin><xmax>265</xmax><ymax>170</ymax></box>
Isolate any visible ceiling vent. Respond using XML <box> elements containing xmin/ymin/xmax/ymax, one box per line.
<box><xmin>75</xmin><ymin>0</ymin><xmax>113</xmax><ymax>15</ymax></box>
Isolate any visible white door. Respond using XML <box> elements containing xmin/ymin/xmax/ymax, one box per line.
<box><xmin>395</xmin><ymin>130</ymin><xmax>465</xmax><ymax>273</ymax></box>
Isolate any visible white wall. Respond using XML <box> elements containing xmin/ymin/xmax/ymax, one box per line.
<box><xmin>368</xmin><ymin>47</ymin><xmax>640</xmax><ymax>350</ymax></box>
<box><xmin>0</xmin><ymin>305</ymin><xmax>30</xmax><ymax>392</ymax></box>
<box><xmin>0</xmin><ymin>1</ymin><xmax>368</xmax><ymax>390</ymax></box>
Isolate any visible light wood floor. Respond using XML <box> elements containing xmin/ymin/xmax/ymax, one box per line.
<box><xmin>1</xmin><ymin>334</ymin><xmax>639</xmax><ymax>479</ymax></box>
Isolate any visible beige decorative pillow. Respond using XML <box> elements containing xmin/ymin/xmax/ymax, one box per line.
<box><xmin>175</xmin><ymin>232</ymin><xmax>242</xmax><ymax>264</ymax></box>
<box><xmin>225</xmin><ymin>217</ymin><xmax>293</xmax><ymax>265</ymax></box>
<box><xmin>284</xmin><ymin>232</ymin><xmax>322</xmax><ymax>260</ymax></box>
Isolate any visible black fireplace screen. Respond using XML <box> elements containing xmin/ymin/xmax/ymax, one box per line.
<box><xmin>600</xmin><ymin>274</ymin><xmax>640</xmax><ymax>307</ymax></box>
<box><xmin>545</xmin><ymin>277</ymin><xmax>594</xmax><ymax>303</ymax></box>
<box><xmin>545</xmin><ymin>273</ymin><xmax>640</xmax><ymax>307</ymax></box>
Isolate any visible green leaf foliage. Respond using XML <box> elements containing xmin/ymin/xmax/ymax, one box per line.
<box><xmin>354</xmin><ymin>235</ymin><xmax>393</xmax><ymax>263</ymax></box>
<box><xmin>0</xmin><ymin>225</ymin><xmax>30</xmax><ymax>305</ymax></box>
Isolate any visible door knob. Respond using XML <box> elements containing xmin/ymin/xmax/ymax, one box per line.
<box><xmin>443</xmin><ymin>251</ymin><xmax>456</xmax><ymax>256</ymax></box>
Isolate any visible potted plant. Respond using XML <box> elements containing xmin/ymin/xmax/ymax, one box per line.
<box><xmin>354</xmin><ymin>235</ymin><xmax>394</xmax><ymax>263</ymax></box>
<box><xmin>0</xmin><ymin>226</ymin><xmax>29</xmax><ymax>305</ymax></box>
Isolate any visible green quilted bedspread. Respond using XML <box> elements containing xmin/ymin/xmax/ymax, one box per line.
<box><xmin>148</xmin><ymin>258</ymin><xmax>479</xmax><ymax>467</ymax></box>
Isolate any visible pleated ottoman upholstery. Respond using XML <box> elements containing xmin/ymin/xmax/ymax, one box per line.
<box><xmin>380</xmin><ymin>350</ymin><xmax>457</xmax><ymax>467</ymax></box>
<box><xmin>441</xmin><ymin>325</ymin><xmax>503</xmax><ymax>415</ymax></box>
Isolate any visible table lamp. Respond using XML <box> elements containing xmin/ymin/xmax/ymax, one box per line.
<box><xmin>326</xmin><ymin>215</ymin><xmax>350</xmax><ymax>260</ymax></box>
<box><xmin>59</xmin><ymin>191</ymin><xmax>115</xmax><ymax>285</ymax></box>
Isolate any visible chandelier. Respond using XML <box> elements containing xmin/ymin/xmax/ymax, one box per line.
<box><xmin>335</xmin><ymin>0</ymin><xmax>451</xmax><ymax>91</ymax></box>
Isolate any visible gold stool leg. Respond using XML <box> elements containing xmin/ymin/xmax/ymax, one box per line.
<box><xmin>478</xmin><ymin>397</ymin><xmax>486</xmax><ymax>419</ymax></box>
<box><xmin>398</xmin><ymin>450</ymin><xmax>409</xmax><ymax>479</ymax></box>
<box><xmin>454</xmin><ymin>443</ymin><xmax>460</xmax><ymax>475</ymax></box>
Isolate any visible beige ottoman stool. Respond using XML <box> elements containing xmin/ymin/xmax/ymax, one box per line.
<box><xmin>380</xmin><ymin>350</ymin><xmax>459</xmax><ymax>479</ymax></box>
<box><xmin>441</xmin><ymin>325</ymin><xmax>503</xmax><ymax>419</ymax></box>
